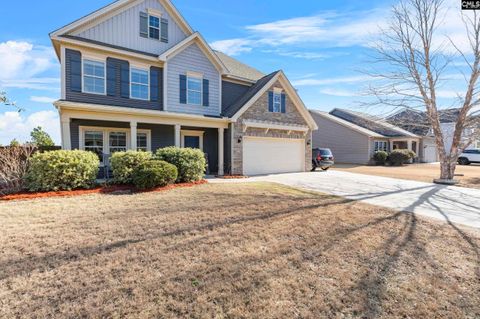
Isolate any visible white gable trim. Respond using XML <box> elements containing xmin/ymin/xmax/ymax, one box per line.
<box><xmin>159</xmin><ymin>32</ymin><xmax>227</xmax><ymax>73</ymax></box>
<box><xmin>230</xmin><ymin>71</ymin><xmax>318</xmax><ymax>130</ymax></box>
<box><xmin>50</xmin><ymin>0</ymin><xmax>193</xmax><ymax>38</ymax></box>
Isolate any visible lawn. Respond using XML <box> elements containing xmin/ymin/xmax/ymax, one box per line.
<box><xmin>332</xmin><ymin>163</ymin><xmax>480</xmax><ymax>189</ymax></box>
<box><xmin>1</xmin><ymin>183</ymin><xmax>479</xmax><ymax>318</ymax></box>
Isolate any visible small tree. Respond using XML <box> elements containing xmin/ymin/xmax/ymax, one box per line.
<box><xmin>368</xmin><ymin>0</ymin><xmax>480</xmax><ymax>181</ymax></box>
<box><xmin>30</xmin><ymin>126</ymin><xmax>54</xmax><ymax>147</ymax></box>
<box><xmin>9</xmin><ymin>139</ymin><xmax>21</xmax><ymax>147</ymax></box>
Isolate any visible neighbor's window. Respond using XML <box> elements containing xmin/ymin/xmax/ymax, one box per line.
<box><xmin>109</xmin><ymin>132</ymin><xmax>127</xmax><ymax>154</ymax></box>
<box><xmin>84</xmin><ymin>131</ymin><xmax>104</xmax><ymax>160</ymax></box>
<box><xmin>187</xmin><ymin>76</ymin><xmax>202</xmax><ymax>105</ymax></box>
<box><xmin>131</xmin><ymin>68</ymin><xmax>149</xmax><ymax>100</ymax></box>
<box><xmin>272</xmin><ymin>92</ymin><xmax>281</xmax><ymax>113</ymax></box>
<box><xmin>374</xmin><ymin>141</ymin><xmax>388</xmax><ymax>152</ymax></box>
<box><xmin>149</xmin><ymin>15</ymin><xmax>160</xmax><ymax>40</ymax></box>
<box><xmin>83</xmin><ymin>60</ymin><xmax>105</xmax><ymax>94</ymax></box>
<box><xmin>137</xmin><ymin>132</ymin><xmax>148</xmax><ymax>151</ymax></box>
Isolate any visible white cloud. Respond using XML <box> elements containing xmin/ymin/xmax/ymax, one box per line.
<box><xmin>30</xmin><ymin>96</ymin><xmax>57</xmax><ymax>104</ymax></box>
<box><xmin>0</xmin><ymin>41</ymin><xmax>58</xmax><ymax>91</ymax></box>
<box><xmin>292</xmin><ymin>75</ymin><xmax>370</xmax><ymax>87</ymax></box>
<box><xmin>211</xmin><ymin>38</ymin><xmax>253</xmax><ymax>56</ymax></box>
<box><xmin>0</xmin><ymin>111</ymin><xmax>60</xmax><ymax>145</ymax></box>
<box><xmin>262</xmin><ymin>49</ymin><xmax>329</xmax><ymax>60</ymax></box>
<box><xmin>319</xmin><ymin>88</ymin><xmax>358</xmax><ymax>97</ymax></box>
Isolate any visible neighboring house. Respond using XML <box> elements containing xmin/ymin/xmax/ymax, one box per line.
<box><xmin>387</xmin><ymin>108</ymin><xmax>480</xmax><ymax>160</ymax></box>
<box><xmin>50</xmin><ymin>0</ymin><xmax>317</xmax><ymax>176</ymax></box>
<box><xmin>310</xmin><ymin>108</ymin><xmax>422</xmax><ymax>164</ymax></box>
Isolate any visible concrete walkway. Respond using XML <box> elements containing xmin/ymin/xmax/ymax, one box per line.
<box><xmin>210</xmin><ymin>171</ymin><xmax>480</xmax><ymax>229</ymax></box>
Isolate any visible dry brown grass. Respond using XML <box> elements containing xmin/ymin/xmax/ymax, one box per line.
<box><xmin>0</xmin><ymin>182</ymin><xmax>479</xmax><ymax>318</ymax></box>
<box><xmin>332</xmin><ymin>163</ymin><xmax>480</xmax><ymax>189</ymax></box>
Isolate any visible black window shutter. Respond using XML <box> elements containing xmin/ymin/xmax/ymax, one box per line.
<box><xmin>179</xmin><ymin>74</ymin><xmax>187</xmax><ymax>104</ymax></box>
<box><xmin>161</xmin><ymin>18</ymin><xmax>168</xmax><ymax>43</ymax></box>
<box><xmin>150</xmin><ymin>67</ymin><xmax>159</xmax><ymax>102</ymax></box>
<box><xmin>67</xmin><ymin>49</ymin><xmax>82</xmax><ymax>92</ymax></box>
<box><xmin>281</xmin><ymin>93</ymin><xmax>286</xmax><ymax>113</ymax></box>
<box><xmin>203</xmin><ymin>79</ymin><xmax>209</xmax><ymax>107</ymax></box>
<box><xmin>140</xmin><ymin>12</ymin><xmax>148</xmax><ymax>38</ymax></box>
<box><xmin>106</xmin><ymin>58</ymin><xmax>116</xmax><ymax>96</ymax></box>
<box><xmin>268</xmin><ymin>91</ymin><xmax>273</xmax><ymax>112</ymax></box>
<box><xmin>120</xmin><ymin>61</ymin><xmax>130</xmax><ymax>98</ymax></box>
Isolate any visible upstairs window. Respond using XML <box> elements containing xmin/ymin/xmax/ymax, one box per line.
<box><xmin>83</xmin><ymin>59</ymin><xmax>105</xmax><ymax>95</ymax></box>
<box><xmin>130</xmin><ymin>68</ymin><xmax>149</xmax><ymax>100</ymax></box>
<box><xmin>187</xmin><ymin>76</ymin><xmax>202</xmax><ymax>105</ymax></box>
<box><xmin>272</xmin><ymin>92</ymin><xmax>281</xmax><ymax>113</ymax></box>
<box><xmin>149</xmin><ymin>15</ymin><xmax>160</xmax><ymax>40</ymax></box>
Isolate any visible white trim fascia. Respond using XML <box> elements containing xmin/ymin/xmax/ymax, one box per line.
<box><xmin>158</xmin><ymin>32</ymin><xmax>227</xmax><ymax>73</ymax></box>
<box><xmin>50</xmin><ymin>0</ymin><xmax>193</xmax><ymax>38</ymax></box>
<box><xmin>242</xmin><ymin>120</ymin><xmax>309</xmax><ymax>133</ymax></box>
<box><xmin>309</xmin><ymin>110</ymin><xmax>385</xmax><ymax>138</ymax></box>
<box><xmin>55</xmin><ymin>100</ymin><xmax>230</xmax><ymax>128</ymax></box>
<box><xmin>230</xmin><ymin>73</ymin><xmax>280</xmax><ymax>122</ymax></box>
<box><xmin>52</xmin><ymin>37</ymin><xmax>160</xmax><ymax>62</ymax></box>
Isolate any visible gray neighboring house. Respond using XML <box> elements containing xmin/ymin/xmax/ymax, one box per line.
<box><xmin>310</xmin><ymin>108</ymin><xmax>425</xmax><ymax>164</ymax></box>
<box><xmin>49</xmin><ymin>0</ymin><xmax>317</xmax><ymax>176</ymax></box>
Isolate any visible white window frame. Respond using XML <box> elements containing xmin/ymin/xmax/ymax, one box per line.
<box><xmin>374</xmin><ymin>140</ymin><xmax>388</xmax><ymax>152</ymax></box>
<box><xmin>148</xmin><ymin>14</ymin><xmax>161</xmax><ymax>40</ymax></box>
<box><xmin>82</xmin><ymin>58</ymin><xmax>106</xmax><ymax>95</ymax></box>
<box><xmin>180</xmin><ymin>130</ymin><xmax>204</xmax><ymax>150</ymax></box>
<box><xmin>187</xmin><ymin>73</ymin><xmax>203</xmax><ymax>106</ymax></box>
<box><xmin>79</xmin><ymin>126</ymin><xmax>151</xmax><ymax>165</ymax></box>
<box><xmin>130</xmin><ymin>67</ymin><xmax>150</xmax><ymax>101</ymax></box>
<box><xmin>272</xmin><ymin>91</ymin><xmax>281</xmax><ymax>113</ymax></box>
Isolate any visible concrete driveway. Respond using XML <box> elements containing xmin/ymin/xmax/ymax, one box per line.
<box><xmin>210</xmin><ymin>170</ymin><xmax>480</xmax><ymax>229</ymax></box>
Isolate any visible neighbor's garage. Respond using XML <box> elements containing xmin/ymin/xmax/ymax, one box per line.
<box><xmin>243</xmin><ymin>137</ymin><xmax>305</xmax><ymax>175</ymax></box>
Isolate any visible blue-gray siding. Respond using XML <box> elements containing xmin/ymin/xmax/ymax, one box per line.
<box><xmin>65</xmin><ymin>49</ymin><xmax>163</xmax><ymax>110</ymax></box>
<box><xmin>167</xmin><ymin>43</ymin><xmax>220</xmax><ymax>116</ymax></box>
<box><xmin>222</xmin><ymin>81</ymin><xmax>251</xmax><ymax>112</ymax></box>
<box><xmin>74</xmin><ymin>0</ymin><xmax>187</xmax><ymax>56</ymax></box>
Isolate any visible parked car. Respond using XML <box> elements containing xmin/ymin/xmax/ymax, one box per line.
<box><xmin>312</xmin><ymin>148</ymin><xmax>335</xmax><ymax>171</ymax></box>
<box><xmin>458</xmin><ymin>149</ymin><xmax>480</xmax><ymax>165</ymax></box>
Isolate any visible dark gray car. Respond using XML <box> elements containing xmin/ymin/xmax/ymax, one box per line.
<box><xmin>311</xmin><ymin>148</ymin><xmax>334</xmax><ymax>171</ymax></box>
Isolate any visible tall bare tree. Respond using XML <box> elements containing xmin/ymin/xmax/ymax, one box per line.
<box><xmin>0</xmin><ymin>91</ymin><xmax>22</xmax><ymax>112</ymax></box>
<box><xmin>368</xmin><ymin>0</ymin><xmax>480</xmax><ymax>181</ymax></box>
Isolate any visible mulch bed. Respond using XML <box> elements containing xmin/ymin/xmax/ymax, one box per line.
<box><xmin>0</xmin><ymin>180</ymin><xmax>207</xmax><ymax>201</ymax></box>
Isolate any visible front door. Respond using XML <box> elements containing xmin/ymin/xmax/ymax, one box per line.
<box><xmin>184</xmin><ymin>136</ymin><xmax>200</xmax><ymax>149</ymax></box>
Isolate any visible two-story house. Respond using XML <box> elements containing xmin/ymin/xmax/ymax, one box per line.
<box><xmin>50</xmin><ymin>0</ymin><xmax>317</xmax><ymax>176</ymax></box>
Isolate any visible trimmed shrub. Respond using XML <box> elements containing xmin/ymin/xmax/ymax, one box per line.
<box><xmin>110</xmin><ymin>151</ymin><xmax>152</xmax><ymax>184</ymax></box>
<box><xmin>388</xmin><ymin>149</ymin><xmax>411</xmax><ymax>166</ymax></box>
<box><xmin>373</xmin><ymin>151</ymin><xmax>388</xmax><ymax>166</ymax></box>
<box><xmin>407</xmin><ymin>150</ymin><xmax>417</xmax><ymax>160</ymax></box>
<box><xmin>155</xmin><ymin>147</ymin><xmax>206</xmax><ymax>183</ymax></box>
<box><xmin>25</xmin><ymin>150</ymin><xmax>99</xmax><ymax>191</ymax></box>
<box><xmin>132</xmin><ymin>160</ymin><xmax>178</xmax><ymax>190</ymax></box>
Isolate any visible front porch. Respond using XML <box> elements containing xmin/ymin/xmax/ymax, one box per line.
<box><xmin>57</xmin><ymin>101</ymin><xmax>229</xmax><ymax>175</ymax></box>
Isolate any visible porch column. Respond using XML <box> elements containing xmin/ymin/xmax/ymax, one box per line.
<box><xmin>407</xmin><ymin>139</ymin><xmax>413</xmax><ymax>151</ymax></box>
<box><xmin>130</xmin><ymin>121</ymin><xmax>137</xmax><ymax>151</ymax></box>
<box><xmin>174</xmin><ymin>124</ymin><xmax>181</xmax><ymax>147</ymax></box>
<box><xmin>218</xmin><ymin>127</ymin><xmax>224</xmax><ymax>176</ymax></box>
<box><xmin>61</xmin><ymin>116</ymin><xmax>71</xmax><ymax>150</ymax></box>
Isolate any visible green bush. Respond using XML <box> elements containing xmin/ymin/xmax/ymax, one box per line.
<box><xmin>25</xmin><ymin>150</ymin><xmax>99</xmax><ymax>191</ymax></box>
<box><xmin>110</xmin><ymin>151</ymin><xmax>152</xmax><ymax>184</ymax></box>
<box><xmin>388</xmin><ymin>149</ymin><xmax>411</xmax><ymax>166</ymax></box>
<box><xmin>373</xmin><ymin>151</ymin><xmax>388</xmax><ymax>165</ymax></box>
<box><xmin>132</xmin><ymin>160</ymin><xmax>178</xmax><ymax>190</ymax></box>
<box><xmin>407</xmin><ymin>150</ymin><xmax>417</xmax><ymax>160</ymax></box>
<box><xmin>155</xmin><ymin>147</ymin><xmax>206</xmax><ymax>183</ymax></box>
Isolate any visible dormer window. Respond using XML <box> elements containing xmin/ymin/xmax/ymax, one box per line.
<box><xmin>187</xmin><ymin>75</ymin><xmax>202</xmax><ymax>105</ymax></box>
<box><xmin>149</xmin><ymin>15</ymin><xmax>160</xmax><ymax>40</ymax></box>
<box><xmin>272</xmin><ymin>92</ymin><xmax>281</xmax><ymax>113</ymax></box>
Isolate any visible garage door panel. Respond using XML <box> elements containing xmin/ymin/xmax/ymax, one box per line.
<box><xmin>243</xmin><ymin>137</ymin><xmax>305</xmax><ymax>175</ymax></box>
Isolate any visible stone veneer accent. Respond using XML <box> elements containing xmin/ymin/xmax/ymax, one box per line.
<box><xmin>232</xmin><ymin>81</ymin><xmax>312</xmax><ymax>175</ymax></box>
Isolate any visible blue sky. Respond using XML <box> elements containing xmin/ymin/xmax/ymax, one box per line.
<box><xmin>0</xmin><ymin>0</ymin><xmax>468</xmax><ymax>144</ymax></box>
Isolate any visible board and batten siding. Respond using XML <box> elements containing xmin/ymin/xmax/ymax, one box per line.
<box><xmin>310</xmin><ymin>112</ymin><xmax>372</xmax><ymax>164</ymax></box>
<box><xmin>167</xmin><ymin>43</ymin><xmax>220</xmax><ymax>116</ymax></box>
<box><xmin>74</xmin><ymin>0</ymin><xmax>187</xmax><ymax>56</ymax></box>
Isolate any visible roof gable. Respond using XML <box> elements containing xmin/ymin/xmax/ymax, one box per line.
<box><xmin>50</xmin><ymin>0</ymin><xmax>193</xmax><ymax>38</ymax></box>
<box><xmin>310</xmin><ymin>110</ymin><xmax>385</xmax><ymax>138</ymax></box>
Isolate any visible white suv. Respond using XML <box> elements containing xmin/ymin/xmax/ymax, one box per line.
<box><xmin>458</xmin><ymin>149</ymin><xmax>480</xmax><ymax>165</ymax></box>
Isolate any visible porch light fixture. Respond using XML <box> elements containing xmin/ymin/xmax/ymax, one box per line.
<box><xmin>307</xmin><ymin>139</ymin><xmax>311</xmax><ymax>146</ymax></box>
<box><xmin>237</xmin><ymin>136</ymin><xmax>242</xmax><ymax>143</ymax></box>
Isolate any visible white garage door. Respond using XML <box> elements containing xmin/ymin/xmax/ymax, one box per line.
<box><xmin>243</xmin><ymin>137</ymin><xmax>305</xmax><ymax>175</ymax></box>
